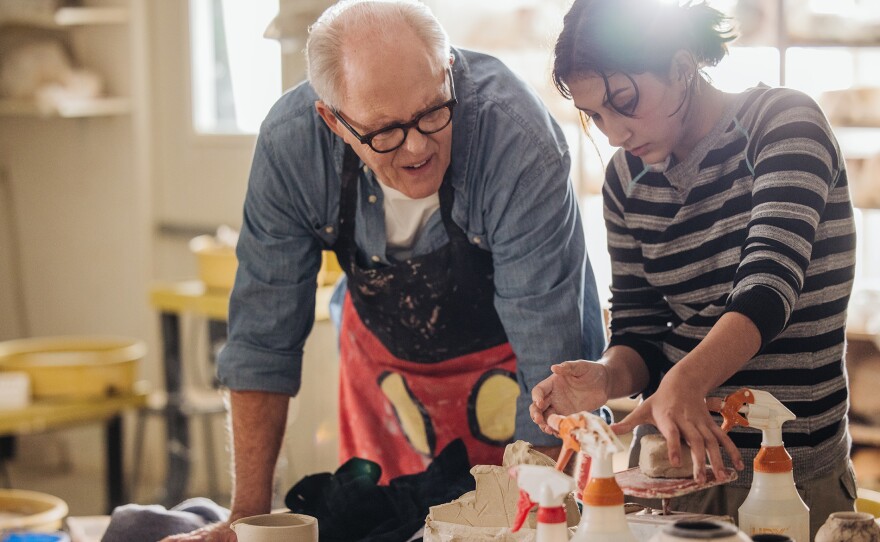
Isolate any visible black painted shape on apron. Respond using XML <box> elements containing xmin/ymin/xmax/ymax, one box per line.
<box><xmin>331</xmin><ymin>145</ymin><xmax>508</xmax><ymax>363</ymax></box>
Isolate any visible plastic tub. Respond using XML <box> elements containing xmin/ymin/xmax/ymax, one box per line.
<box><xmin>0</xmin><ymin>489</ymin><xmax>68</xmax><ymax>533</ymax></box>
<box><xmin>0</xmin><ymin>336</ymin><xmax>145</xmax><ymax>399</ymax></box>
<box><xmin>190</xmin><ymin>235</ymin><xmax>238</xmax><ymax>291</ymax></box>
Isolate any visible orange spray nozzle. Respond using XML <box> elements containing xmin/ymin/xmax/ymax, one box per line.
<box><xmin>548</xmin><ymin>413</ymin><xmax>588</xmax><ymax>471</ymax></box>
<box><xmin>710</xmin><ymin>388</ymin><xmax>755</xmax><ymax>433</ymax></box>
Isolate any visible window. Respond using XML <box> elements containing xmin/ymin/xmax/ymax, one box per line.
<box><xmin>190</xmin><ymin>0</ymin><xmax>282</xmax><ymax>134</ymax></box>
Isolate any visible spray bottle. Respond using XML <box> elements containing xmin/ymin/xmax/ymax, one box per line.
<box><xmin>511</xmin><ymin>465</ymin><xmax>576</xmax><ymax>542</ymax></box>
<box><xmin>718</xmin><ymin>388</ymin><xmax>809</xmax><ymax>542</ymax></box>
<box><xmin>549</xmin><ymin>411</ymin><xmax>638</xmax><ymax>542</ymax></box>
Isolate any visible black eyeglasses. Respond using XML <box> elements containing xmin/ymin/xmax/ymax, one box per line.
<box><xmin>333</xmin><ymin>68</ymin><xmax>457</xmax><ymax>154</ymax></box>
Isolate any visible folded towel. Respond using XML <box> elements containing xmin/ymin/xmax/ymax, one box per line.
<box><xmin>100</xmin><ymin>497</ymin><xmax>229</xmax><ymax>542</ymax></box>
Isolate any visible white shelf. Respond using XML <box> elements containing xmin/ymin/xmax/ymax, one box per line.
<box><xmin>0</xmin><ymin>6</ymin><xmax>128</xmax><ymax>28</ymax></box>
<box><xmin>836</xmin><ymin>127</ymin><xmax>880</xmax><ymax>160</ymax></box>
<box><xmin>0</xmin><ymin>97</ymin><xmax>131</xmax><ymax>118</ymax></box>
<box><xmin>851</xmin><ymin>422</ymin><xmax>880</xmax><ymax>447</ymax></box>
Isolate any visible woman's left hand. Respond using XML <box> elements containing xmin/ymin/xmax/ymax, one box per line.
<box><xmin>611</xmin><ymin>371</ymin><xmax>744</xmax><ymax>483</ymax></box>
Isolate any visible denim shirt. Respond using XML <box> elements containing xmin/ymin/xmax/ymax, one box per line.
<box><xmin>218</xmin><ymin>48</ymin><xmax>606</xmax><ymax>446</ymax></box>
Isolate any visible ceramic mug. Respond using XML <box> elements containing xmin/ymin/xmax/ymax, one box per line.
<box><xmin>230</xmin><ymin>513</ymin><xmax>318</xmax><ymax>542</ymax></box>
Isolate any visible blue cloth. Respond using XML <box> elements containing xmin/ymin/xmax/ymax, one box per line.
<box><xmin>217</xmin><ymin>47</ymin><xmax>606</xmax><ymax>446</ymax></box>
<box><xmin>100</xmin><ymin>498</ymin><xmax>229</xmax><ymax>542</ymax></box>
<box><xmin>2</xmin><ymin>535</ymin><xmax>69</xmax><ymax>542</ymax></box>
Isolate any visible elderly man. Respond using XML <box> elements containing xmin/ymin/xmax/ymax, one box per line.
<box><xmin>164</xmin><ymin>0</ymin><xmax>604</xmax><ymax>539</ymax></box>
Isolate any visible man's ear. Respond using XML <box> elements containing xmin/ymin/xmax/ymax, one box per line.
<box><xmin>315</xmin><ymin>100</ymin><xmax>348</xmax><ymax>140</ymax></box>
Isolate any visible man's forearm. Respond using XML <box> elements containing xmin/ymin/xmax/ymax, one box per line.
<box><xmin>228</xmin><ymin>390</ymin><xmax>290</xmax><ymax>520</ymax></box>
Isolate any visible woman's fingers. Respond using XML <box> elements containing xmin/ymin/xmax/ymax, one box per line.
<box><xmin>610</xmin><ymin>400</ymin><xmax>650</xmax><ymax>435</ymax></box>
<box><xmin>696</xmin><ymin>422</ymin><xmax>726</xmax><ymax>481</ymax></box>
<box><xmin>710</xmin><ymin>420</ymin><xmax>745</xmax><ymax>470</ymax></box>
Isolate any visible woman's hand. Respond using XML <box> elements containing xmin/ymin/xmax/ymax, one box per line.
<box><xmin>160</xmin><ymin>522</ymin><xmax>236</xmax><ymax>542</ymax></box>
<box><xmin>612</xmin><ymin>371</ymin><xmax>744</xmax><ymax>483</ymax></box>
<box><xmin>530</xmin><ymin>360</ymin><xmax>609</xmax><ymax>435</ymax></box>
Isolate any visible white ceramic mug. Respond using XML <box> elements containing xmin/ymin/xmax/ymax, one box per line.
<box><xmin>230</xmin><ymin>513</ymin><xmax>318</xmax><ymax>542</ymax></box>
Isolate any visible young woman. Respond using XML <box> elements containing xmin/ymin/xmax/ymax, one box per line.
<box><xmin>530</xmin><ymin>0</ymin><xmax>857</xmax><ymax>537</ymax></box>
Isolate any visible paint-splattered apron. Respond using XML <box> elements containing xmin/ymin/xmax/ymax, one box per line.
<box><xmin>332</xmin><ymin>147</ymin><xmax>519</xmax><ymax>483</ymax></box>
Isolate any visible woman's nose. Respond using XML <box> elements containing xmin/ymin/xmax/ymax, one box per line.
<box><xmin>603</xmin><ymin>121</ymin><xmax>632</xmax><ymax>149</ymax></box>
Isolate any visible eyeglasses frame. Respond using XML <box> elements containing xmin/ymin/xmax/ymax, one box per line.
<box><xmin>332</xmin><ymin>68</ymin><xmax>457</xmax><ymax>154</ymax></box>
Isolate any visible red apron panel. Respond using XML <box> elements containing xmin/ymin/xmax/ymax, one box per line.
<box><xmin>338</xmin><ymin>294</ymin><xmax>518</xmax><ymax>483</ymax></box>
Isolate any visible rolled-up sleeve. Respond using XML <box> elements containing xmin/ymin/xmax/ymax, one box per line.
<box><xmin>217</xmin><ymin>127</ymin><xmax>325</xmax><ymax>396</ymax></box>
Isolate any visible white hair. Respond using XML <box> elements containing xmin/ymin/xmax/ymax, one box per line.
<box><xmin>306</xmin><ymin>0</ymin><xmax>450</xmax><ymax>109</ymax></box>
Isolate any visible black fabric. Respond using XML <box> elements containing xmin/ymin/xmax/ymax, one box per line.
<box><xmin>285</xmin><ymin>439</ymin><xmax>474</xmax><ymax>542</ymax></box>
<box><xmin>331</xmin><ymin>146</ymin><xmax>507</xmax><ymax>363</ymax></box>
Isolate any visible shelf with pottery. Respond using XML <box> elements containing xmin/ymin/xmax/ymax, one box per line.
<box><xmin>846</xmin><ymin>326</ymin><xmax>880</xmax><ymax>448</ymax></box>
<box><xmin>0</xmin><ymin>6</ymin><xmax>128</xmax><ymax>29</ymax></box>
<box><xmin>0</xmin><ymin>4</ymin><xmax>131</xmax><ymax>119</ymax></box>
<box><xmin>0</xmin><ymin>96</ymin><xmax>130</xmax><ymax>118</ymax></box>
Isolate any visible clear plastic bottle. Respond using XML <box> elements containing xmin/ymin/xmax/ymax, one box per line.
<box><xmin>736</xmin><ymin>391</ymin><xmax>809</xmax><ymax>542</ymax></box>
<box><xmin>738</xmin><ymin>465</ymin><xmax>809</xmax><ymax>541</ymax></box>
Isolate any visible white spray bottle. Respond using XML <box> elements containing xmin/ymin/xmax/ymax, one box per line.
<box><xmin>511</xmin><ymin>465</ymin><xmax>576</xmax><ymax>542</ymax></box>
<box><xmin>549</xmin><ymin>411</ymin><xmax>638</xmax><ymax>542</ymax></box>
<box><xmin>720</xmin><ymin>388</ymin><xmax>809</xmax><ymax>542</ymax></box>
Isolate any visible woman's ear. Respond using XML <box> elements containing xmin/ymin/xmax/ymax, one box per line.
<box><xmin>670</xmin><ymin>50</ymin><xmax>696</xmax><ymax>86</ymax></box>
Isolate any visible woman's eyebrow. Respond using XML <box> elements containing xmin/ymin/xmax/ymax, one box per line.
<box><xmin>576</xmin><ymin>87</ymin><xmax>631</xmax><ymax>116</ymax></box>
<box><xmin>603</xmin><ymin>87</ymin><xmax>629</xmax><ymax>108</ymax></box>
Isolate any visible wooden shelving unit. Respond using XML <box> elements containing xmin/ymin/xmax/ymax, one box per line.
<box><xmin>0</xmin><ymin>97</ymin><xmax>130</xmax><ymax>118</ymax></box>
<box><xmin>0</xmin><ymin>6</ymin><xmax>128</xmax><ymax>28</ymax></box>
<box><xmin>0</xmin><ymin>5</ymin><xmax>131</xmax><ymax>119</ymax></box>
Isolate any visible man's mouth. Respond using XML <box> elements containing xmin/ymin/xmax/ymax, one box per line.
<box><xmin>404</xmin><ymin>157</ymin><xmax>431</xmax><ymax>170</ymax></box>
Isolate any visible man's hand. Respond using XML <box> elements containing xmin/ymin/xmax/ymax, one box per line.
<box><xmin>160</xmin><ymin>522</ymin><xmax>236</xmax><ymax>542</ymax></box>
<box><xmin>529</xmin><ymin>360</ymin><xmax>609</xmax><ymax>435</ymax></box>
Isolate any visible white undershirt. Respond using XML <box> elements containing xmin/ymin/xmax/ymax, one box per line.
<box><xmin>377</xmin><ymin>181</ymin><xmax>440</xmax><ymax>261</ymax></box>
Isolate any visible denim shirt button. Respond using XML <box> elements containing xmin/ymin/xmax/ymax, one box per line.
<box><xmin>362</xmin><ymin>166</ymin><xmax>370</xmax><ymax>174</ymax></box>
<box><xmin>325</xmin><ymin>226</ymin><xmax>334</xmax><ymax>234</ymax></box>
<box><xmin>368</xmin><ymin>195</ymin><xmax>377</xmax><ymax>204</ymax></box>
<box><xmin>472</xmin><ymin>236</ymin><xmax>481</xmax><ymax>244</ymax></box>
<box><xmin>371</xmin><ymin>255</ymin><xmax>381</xmax><ymax>262</ymax></box>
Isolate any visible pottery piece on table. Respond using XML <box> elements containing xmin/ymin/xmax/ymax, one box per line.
<box><xmin>815</xmin><ymin>511</ymin><xmax>880</xmax><ymax>542</ymax></box>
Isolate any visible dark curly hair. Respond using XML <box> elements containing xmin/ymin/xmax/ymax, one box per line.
<box><xmin>553</xmin><ymin>0</ymin><xmax>735</xmax><ymax>120</ymax></box>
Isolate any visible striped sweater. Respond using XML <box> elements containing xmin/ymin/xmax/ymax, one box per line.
<box><xmin>603</xmin><ymin>86</ymin><xmax>856</xmax><ymax>487</ymax></box>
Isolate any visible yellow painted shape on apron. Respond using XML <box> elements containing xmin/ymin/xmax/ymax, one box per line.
<box><xmin>379</xmin><ymin>372</ymin><xmax>431</xmax><ymax>456</ymax></box>
<box><xmin>474</xmin><ymin>373</ymin><xmax>518</xmax><ymax>442</ymax></box>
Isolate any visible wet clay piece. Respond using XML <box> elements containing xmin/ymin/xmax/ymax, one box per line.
<box><xmin>639</xmin><ymin>434</ymin><xmax>694</xmax><ymax>478</ymax></box>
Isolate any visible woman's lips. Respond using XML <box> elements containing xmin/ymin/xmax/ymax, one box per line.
<box><xmin>629</xmin><ymin>144</ymin><xmax>648</xmax><ymax>157</ymax></box>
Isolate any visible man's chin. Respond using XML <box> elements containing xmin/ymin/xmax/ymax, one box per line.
<box><xmin>393</xmin><ymin>179</ymin><xmax>443</xmax><ymax>199</ymax></box>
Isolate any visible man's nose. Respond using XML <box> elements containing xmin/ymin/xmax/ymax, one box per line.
<box><xmin>400</xmin><ymin>126</ymin><xmax>430</xmax><ymax>154</ymax></box>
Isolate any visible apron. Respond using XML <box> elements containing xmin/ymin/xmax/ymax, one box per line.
<box><xmin>332</xmin><ymin>146</ymin><xmax>519</xmax><ymax>482</ymax></box>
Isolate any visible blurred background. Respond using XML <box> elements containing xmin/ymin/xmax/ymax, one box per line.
<box><xmin>0</xmin><ymin>0</ymin><xmax>879</xmax><ymax>522</ymax></box>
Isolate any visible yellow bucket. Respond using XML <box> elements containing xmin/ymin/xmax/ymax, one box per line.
<box><xmin>0</xmin><ymin>489</ymin><xmax>68</xmax><ymax>532</ymax></box>
<box><xmin>0</xmin><ymin>336</ymin><xmax>145</xmax><ymax>399</ymax></box>
<box><xmin>191</xmin><ymin>235</ymin><xmax>342</xmax><ymax>290</ymax></box>
<box><xmin>857</xmin><ymin>487</ymin><xmax>880</xmax><ymax>519</ymax></box>
<box><xmin>191</xmin><ymin>235</ymin><xmax>238</xmax><ymax>291</ymax></box>
<box><xmin>318</xmin><ymin>251</ymin><xmax>343</xmax><ymax>286</ymax></box>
